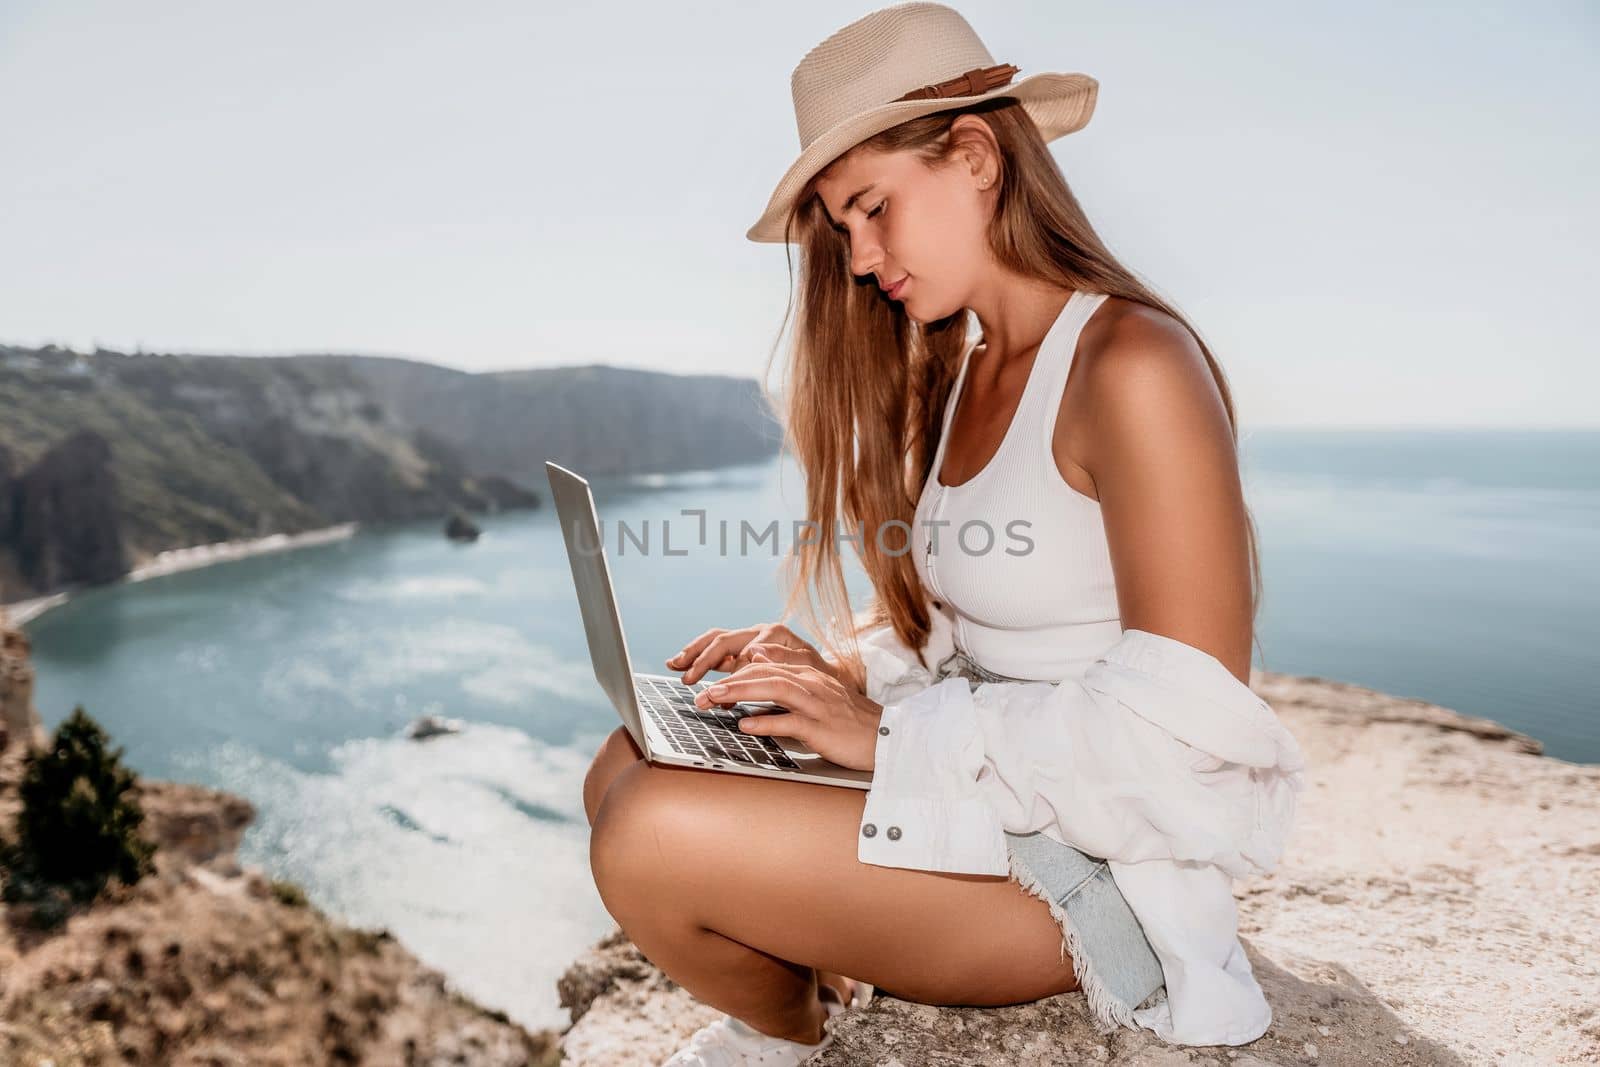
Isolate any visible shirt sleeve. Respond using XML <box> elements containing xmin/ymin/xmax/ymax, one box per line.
<box><xmin>835</xmin><ymin>602</ymin><xmax>958</xmax><ymax>707</ymax></box>
<box><xmin>856</xmin><ymin>628</ymin><xmax>1309</xmax><ymax>879</ymax></box>
<box><xmin>857</xmin><ymin>676</ymin><xmax>1012</xmax><ymax>874</ymax></box>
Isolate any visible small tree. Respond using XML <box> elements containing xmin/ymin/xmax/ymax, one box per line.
<box><xmin>1</xmin><ymin>706</ymin><xmax>156</xmax><ymax>925</ymax></box>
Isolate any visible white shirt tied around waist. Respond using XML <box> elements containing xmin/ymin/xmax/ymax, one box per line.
<box><xmin>831</xmin><ymin>603</ymin><xmax>1309</xmax><ymax>1048</ymax></box>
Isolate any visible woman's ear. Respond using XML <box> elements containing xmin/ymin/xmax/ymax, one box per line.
<box><xmin>947</xmin><ymin>115</ymin><xmax>1000</xmax><ymax>187</ymax></box>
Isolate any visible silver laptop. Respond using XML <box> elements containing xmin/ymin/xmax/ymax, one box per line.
<box><xmin>545</xmin><ymin>461</ymin><xmax>872</xmax><ymax>790</ymax></box>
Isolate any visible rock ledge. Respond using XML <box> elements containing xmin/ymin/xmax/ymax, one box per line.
<box><xmin>556</xmin><ymin>670</ymin><xmax>1599</xmax><ymax>1066</ymax></box>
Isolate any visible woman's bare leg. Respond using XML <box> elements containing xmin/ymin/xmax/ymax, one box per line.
<box><xmin>588</xmin><ymin>755</ymin><xmax>1080</xmax><ymax>1044</ymax></box>
<box><xmin>582</xmin><ymin>726</ymin><xmax>862</xmax><ymax>1006</ymax></box>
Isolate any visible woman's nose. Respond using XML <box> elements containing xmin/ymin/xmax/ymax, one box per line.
<box><xmin>850</xmin><ymin>239</ymin><xmax>884</xmax><ymax>279</ymax></box>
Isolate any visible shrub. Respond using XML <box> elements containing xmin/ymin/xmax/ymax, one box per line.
<box><xmin>270</xmin><ymin>878</ymin><xmax>308</xmax><ymax>908</ymax></box>
<box><xmin>0</xmin><ymin>706</ymin><xmax>156</xmax><ymax>926</ymax></box>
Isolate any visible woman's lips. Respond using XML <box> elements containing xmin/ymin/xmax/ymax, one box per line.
<box><xmin>886</xmin><ymin>277</ymin><xmax>908</xmax><ymax>299</ymax></box>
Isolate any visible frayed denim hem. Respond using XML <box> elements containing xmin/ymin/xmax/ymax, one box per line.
<box><xmin>937</xmin><ymin>647</ymin><xmax>1168</xmax><ymax>1035</ymax></box>
<box><xmin>1003</xmin><ymin>832</ymin><xmax>1167</xmax><ymax>1036</ymax></box>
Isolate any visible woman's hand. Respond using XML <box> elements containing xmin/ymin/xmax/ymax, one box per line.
<box><xmin>692</xmin><ymin>660</ymin><xmax>884</xmax><ymax>772</ymax></box>
<box><xmin>667</xmin><ymin>622</ymin><xmax>849</xmax><ymax>688</ymax></box>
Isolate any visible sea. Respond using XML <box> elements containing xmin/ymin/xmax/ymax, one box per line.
<box><xmin>19</xmin><ymin>428</ymin><xmax>1599</xmax><ymax>1032</ymax></box>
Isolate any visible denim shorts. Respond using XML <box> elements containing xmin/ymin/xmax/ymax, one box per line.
<box><xmin>932</xmin><ymin>647</ymin><xmax>1167</xmax><ymax>1034</ymax></box>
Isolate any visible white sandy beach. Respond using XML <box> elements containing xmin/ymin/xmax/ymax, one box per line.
<box><xmin>1</xmin><ymin>522</ymin><xmax>359</xmax><ymax>627</ymax></box>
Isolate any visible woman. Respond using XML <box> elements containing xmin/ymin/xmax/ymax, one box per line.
<box><xmin>582</xmin><ymin>3</ymin><xmax>1305</xmax><ymax>1062</ymax></box>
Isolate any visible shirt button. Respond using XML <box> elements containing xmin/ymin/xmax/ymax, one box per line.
<box><xmin>887</xmin><ymin>826</ymin><xmax>902</xmax><ymax>841</ymax></box>
<box><xmin>861</xmin><ymin>822</ymin><xmax>877</xmax><ymax>838</ymax></box>
<box><xmin>878</xmin><ymin>726</ymin><xmax>890</xmax><ymax>735</ymax></box>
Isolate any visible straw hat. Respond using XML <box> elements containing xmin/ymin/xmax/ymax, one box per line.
<box><xmin>747</xmin><ymin>1</ymin><xmax>1098</xmax><ymax>243</ymax></box>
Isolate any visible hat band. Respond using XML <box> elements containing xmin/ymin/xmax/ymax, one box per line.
<box><xmin>894</xmin><ymin>62</ymin><xmax>1019</xmax><ymax>102</ymax></box>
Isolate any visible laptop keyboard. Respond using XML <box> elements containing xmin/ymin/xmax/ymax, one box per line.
<box><xmin>635</xmin><ymin>676</ymin><xmax>802</xmax><ymax>771</ymax></box>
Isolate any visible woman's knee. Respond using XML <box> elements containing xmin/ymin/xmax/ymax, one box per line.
<box><xmin>587</xmin><ymin>758</ymin><xmax>683</xmax><ymax>910</ymax></box>
<box><xmin>589</xmin><ymin>760</ymin><xmax>716</xmax><ymax>890</ymax></box>
<box><xmin>583</xmin><ymin>724</ymin><xmax>645</xmax><ymax>827</ymax></box>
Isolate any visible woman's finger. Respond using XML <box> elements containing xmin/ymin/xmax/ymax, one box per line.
<box><xmin>667</xmin><ymin>628</ymin><xmax>725</xmax><ymax>670</ymax></box>
<box><xmin>698</xmin><ymin>660</ymin><xmax>804</xmax><ymax>692</ymax></box>
<box><xmin>671</xmin><ymin>622</ymin><xmax>814</xmax><ymax>678</ymax></box>
<box><xmin>697</xmin><ymin>669</ymin><xmax>816</xmax><ymax>713</ymax></box>
<box><xmin>677</xmin><ymin>630</ymin><xmax>758</xmax><ymax>684</ymax></box>
<box><xmin>733</xmin><ymin>709</ymin><xmax>805</xmax><ymax>739</ymax></box>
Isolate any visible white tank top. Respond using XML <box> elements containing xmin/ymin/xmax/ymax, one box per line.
<box><xmin>911</xmin><ymin>288</ymin><xmax>1122</xmax><ymax>682</ymax></box>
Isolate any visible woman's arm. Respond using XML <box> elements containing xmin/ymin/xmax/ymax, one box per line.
<box><xmin>856</xmin><ymin>302</ymin><xmax>1298</xmax><ymax>875</ymax></box>
<box><xmin>1077</xmin><ymin>301</ymin><xmax>1256</xmax><ymax>684</ymax></box>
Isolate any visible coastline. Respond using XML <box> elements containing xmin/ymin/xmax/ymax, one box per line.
<box><xmin>1</xmin><ymin>522</ymin><xmax>360</xmax><ymax>627</ymax></box>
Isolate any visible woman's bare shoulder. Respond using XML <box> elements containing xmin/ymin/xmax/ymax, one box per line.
<box><xmin>1078</xmin><ymin>296</ymin><xmax>1205</xmax><ymax>374</ymax></box>
<box><xmin>1075</xmin><ymin>295</ymin><xmax>1221</xmax><ymax>425</ymax></box>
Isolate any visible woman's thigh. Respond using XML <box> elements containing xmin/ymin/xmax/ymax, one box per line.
<box><xmin>589</xmin><ymin>757</ymin><xmax>1081</xmax><ymax>1008</ymax></box>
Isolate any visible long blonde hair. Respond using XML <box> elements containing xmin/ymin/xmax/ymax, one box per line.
<box><xmin>756</xmin><ymin>97</ymin><xmax>1263</xmax><ymax>690</ymax></box>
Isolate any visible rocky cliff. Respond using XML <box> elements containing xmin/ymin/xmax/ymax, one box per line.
<box><xmin>0</xmin><ymin>608</ymin><xmax>564</xmax><ymax>1066</ymax></box>
<box><xmin>555</xmin><ymin>673</ymin><xmax>1600</xmax><ymax>1066</ymax></box>
<box><xmin>1</xmin><ymin>342</ymin><xmax>783</xmax><ymax>602</ymax></box>
<box><xmin>104</xmin><ymin>349</ymin><xmax>535</xmax><ymax>527</ymax></box>
<box><xmin>0</xmin><ymin>432</ymin><xmax>129</xmax><ymax>597</ymax></box>
<box><xmin>301</xmin><ymin>354</ymin><xmax>786</xmax><ymax>486</ymax></box>
<box><xmin>0</xmin><ymin>344</ymin><xmax>543</xmax><ymax>601</ymax></box>
<box><xmin>0</xmin><ymin>753</ymin><xmax>567</xmax><ymax>1066</ymax></box>
<box><xmin>0</xmin><ymin>607</ymin><xmax>46</xmax><ymax>753</ymax></box>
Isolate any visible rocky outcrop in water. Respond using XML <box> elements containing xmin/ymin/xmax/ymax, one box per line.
<box><xmin>445</xmin><ymin>512</ymin><xmax>481</xmax><ymax>542</ymax></box>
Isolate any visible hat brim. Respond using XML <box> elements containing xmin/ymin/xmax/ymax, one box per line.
<box><xmin>746</xmin><ymin>71</ymin><xmax>1098</xmax><ymax>244</ymax></box>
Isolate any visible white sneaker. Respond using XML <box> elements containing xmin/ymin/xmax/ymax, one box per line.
<box><xmin>659</xmin><ymin>996</ymin><xmax>846</xmax><ymax>1066</ymax></box>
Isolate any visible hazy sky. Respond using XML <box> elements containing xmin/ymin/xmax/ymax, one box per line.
<box><xmin>2</xmin><ymin>1</ymin><xmax>1594</xmax><ymax>427</ymax></box>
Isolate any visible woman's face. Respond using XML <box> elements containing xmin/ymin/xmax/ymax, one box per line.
<box><xmin>812</xmin><ymin>132</ymin><xmax>993</xmax><ymax>322</ymax></box>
